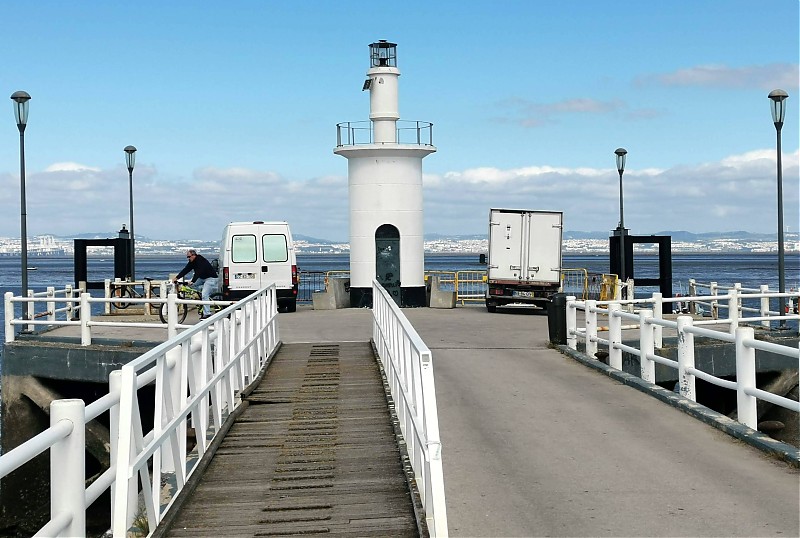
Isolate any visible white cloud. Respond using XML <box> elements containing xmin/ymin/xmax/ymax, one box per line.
<box><xmin>640</xmin><ymin>63</ymin><xmax>799</xmax><ymax>91</ymax></box>
<box><xmin>0</xmin><ymin>149</ymin><xmax>796</xmax><ymax>241</ymax></box>
<box><xmin>44</xmin><ymin>162</ymin><xmax>101</xmax><ymax>173</ymax></box>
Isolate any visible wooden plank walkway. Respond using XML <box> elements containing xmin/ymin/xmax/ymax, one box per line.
<box><xmin>160</xmin><ymin>341</ymin><xmax>420</xmax><ymax>537</ymax></box>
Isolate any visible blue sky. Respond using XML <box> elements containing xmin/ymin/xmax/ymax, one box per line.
<box><xmin>0</xmin><ymin>0</ymin><xmax>797</xmax><ymax>242</ymax></box>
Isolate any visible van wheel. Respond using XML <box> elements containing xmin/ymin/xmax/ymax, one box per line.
<box><xmin>285</xmin><ymin>300</ymin><xmax>297</xmax><ymax>313</ymax></box>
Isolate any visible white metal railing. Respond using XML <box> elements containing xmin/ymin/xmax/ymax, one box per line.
<box><xmin>5</xmin><ymin>286</ymin><xmax>234</xmax><ymax>346</ymax></box>
<box><xmin>0</xmin><ymin>285</ymin><xmax>279</xmax><ymax>538</ymax></box>
<box><xmin>688</xmin><ymin>279</ymin><xmax>798</xmax><ymax>327</ymax></box>
<box><xmin>565</xmin><ymin>293</ymin><xmax>800</xmax><ymax>431</ymax></box>
<box><xmin>371</xmin><ymin>279</ymin><xmax>448</xmax><ymax>537</ymax></box>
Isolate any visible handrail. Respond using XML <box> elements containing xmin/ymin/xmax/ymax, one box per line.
<box><xmin>371</xmin><ymin>279</ymin><xmax>448</xmax><ymax>537</ymax></box>
<box><xmin>0</xmin><ymin>286</ymin><xmax>279</xmax><ymax>538</ymax></box>
<box><xmin>566</xmin><ymin>293</ymin><xmax>800</xmax><ymax>433</ymax></box>
<box><xmin>336</xmin><ymin>119</ymin><xmax>434</xmax><ymax>146</ymax></box>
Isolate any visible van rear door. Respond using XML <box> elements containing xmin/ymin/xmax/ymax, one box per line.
<box><xmin>260</xmin><ymin>233</ymin><xmax>292</xmax><ymax>290</ymax></box>
<box><xmin>228</xmin><ymin>233</ymin><xmax>261</xmax><ymax>294</ymax></box>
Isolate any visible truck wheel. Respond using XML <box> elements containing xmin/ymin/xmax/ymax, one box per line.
<box><xmin>285</xmin><ymin>299</ymin><xmax>297</xmax><ymax>313</ymax></box>
<box><xmin>486</xmin><ymin>301</ymin><xmax>497</xmax><ymax>313</ymax></box>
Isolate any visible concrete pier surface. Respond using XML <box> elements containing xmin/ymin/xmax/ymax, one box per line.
<box><xmin>280</xmin><ymin>305</ymin><xmax>799</xmax><ymax>538</ymax></box>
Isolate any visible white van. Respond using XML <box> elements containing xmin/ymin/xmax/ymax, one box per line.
<box><xmin>220</xmin><ymin>221</ymin><xmax>298</xmax><ymax>312</ymax></box>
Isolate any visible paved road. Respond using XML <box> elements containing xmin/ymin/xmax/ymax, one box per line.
<box><xmin>280</xmin><ymin>305</ymin><xmax>800</xmax><ymax>538</ymax></box>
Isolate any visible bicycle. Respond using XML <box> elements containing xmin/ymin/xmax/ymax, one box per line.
<box><xmin>111</xmin><ymin>278</ymin><xmax>161</xmax><ymax>310</ymax></box>
<box><xmin>158</xmin><ymin>281</ymin><xmax>224</xmax><ymax>324</ymax></box>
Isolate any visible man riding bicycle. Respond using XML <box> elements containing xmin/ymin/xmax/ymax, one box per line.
<box><xmin>173</xmin><ymin>249</ymin><xmax>219</xmax><ymax>319</ymax></box>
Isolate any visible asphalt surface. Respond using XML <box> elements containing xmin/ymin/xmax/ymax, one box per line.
<box><xmin>280</xmin><ymin>304</ymin><xmax>800</xmax><ymax>538</ymax></box>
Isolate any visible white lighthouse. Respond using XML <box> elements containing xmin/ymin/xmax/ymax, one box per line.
<box><xmin>334</xmin><ymin>40</ymin><xmax>436</xmax><ymax>307</ymax></box>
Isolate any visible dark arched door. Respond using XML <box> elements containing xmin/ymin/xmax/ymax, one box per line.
<box><xmin>375</xmin><ymin>224</ymin><xmax>400</xmax><ymax>305</ymax></box>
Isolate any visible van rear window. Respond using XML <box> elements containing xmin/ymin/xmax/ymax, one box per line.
<box><xmin>231</xmin><ymin>235</ymin><xmax>257</xmax><ymax>263</ymax></box>
<box><xmin>263</xmin><ymin>234</ymin><xmax>288</xmax><ymax>263</ymax></box>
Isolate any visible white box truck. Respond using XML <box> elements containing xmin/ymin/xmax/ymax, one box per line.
<box><xmin>220</xmin><ymin>221</ymin><xmax>299</xmax><ymax>312</ymax></box>
<box><xmin>485</xmin><ymin>208</ymin><xmax>563</xmax><ymax>312</ymax></box>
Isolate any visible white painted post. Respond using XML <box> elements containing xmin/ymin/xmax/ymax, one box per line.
<box><xmin>585</xmin><ymin>299</ymin><xmax>598</xmax><ymax>358</ymax></box>
<box><xmin>735</xmin><ymin>326</ymin><xmax>757</xmax><ymax>429</ymax></box>
<box><xmin>65</xmin><ymin>285</ymin><xmax>74</xmax><ymax>320</ymax></box>
<box><xmin>108</xmin><ymin>371</ymin><xmax>138</xmax><ymax>530</ymax></box>
<box><xmin>710</xmin><ymin>282</ymin><xmax>718</xmax><ymax>319</ymax></box>
<box><xmin>759</xmin><ymin>285</ymin><xmax>770</xmax><ymax>328</ymax></box>
<box><xmin>5</xmin><ymin>292</ymin><xmax>15</xmax><ymax>344</ymax></box>
<box><xmin>50</xmin><ymin>399</ymin><xmax>86</xmax><ymax>537</ymax></box>
<box><xmin>614</xmin><ymin>277</ymin><xmax>622</xmax><ymax>301</ymax></box>
<box><xmin>167</xmin><ymin>292</ymin><xmax>178</xmax><ymax>339</ymax></box>
<box><xmin>652</xmin><ymin>292</ymin><xmax>663</xmax><ymax>348</ymax></box>
<box><xmin>25</xmin><ymin>289</ymin><xmax>34</xmax><ymax>333</ymax></box>
<box><xmin>80</xmin><ymin>292</ymin><xmax>91</xmax><ymax>346</ymax></box>
<box><xmin>105</xmin><ymin>279</ymin><xmax>112</xmax><ymax>315</ymax></box>
<box><xmin>143</xmin><ymin>279</ymin><xmax>151</xmax><ymax>316</ymax></box>
<box><xmin>46</xmin><ymin>287</ymin><xmax>56</xmax><ymax>322</ymax></box>
<box><xmin>688</xmin><ymin>279</ymin><xmax>697</xmax><ymax>315</ymax></box>
<box><xmin>676</xmin><ymin>316</ymin><xmax>696</xmax><ymax>401</ymax></box>
<box><xmin>608</xmin><ymin>303</ymin><xmax>622</xmax><ymax>370</ymax></box>
<box><xmin>566</xmin><ymin>296</ymin><xmax>577</xmax><ymax>350</ymax></box>
<box><xmin>639</xmin><ymin>308</ymin><xmax>655</xmax><ymax>383</ymax></box>
<box><xmin>727</xmin><ymin>288</ymin><xmax>739</xmax><ymax>334</ymax></box>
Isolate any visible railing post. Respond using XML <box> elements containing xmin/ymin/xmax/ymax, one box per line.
<box><xmin>566</xmin><ymin>296</ymin><xmax>577</xmax><ymax>350</ymax></box>
<box><xmin>759</xmin><ymin>285</ymin><xmax>771</xmax><ymax>328</ymax></box>
<box><xmin>639</xmin><ymin>308</ymin><xmax>655</xmax><ymax>383</ymax></box>
<box><xmin>66</xmin><ymin>284</ymin><xmax>75</xmax><ymax>320</ymax></box>
<box><xmin>727</xmin><ymin>288</ymin><xmax>739</xmax><ymax>334</ymax></box>
<box><xmin>108</xmin><ymin>370</ymin><xmax>137</xmax><ymax>530</ymax></box>
<box><xmin>5</xmin><ymin>292</ymin><xmax>14</xmax><ymax>344</ymax></box>
<box><xmin>585</xmin><ymin>299</ymin><xmax>597</xmax><ymax>358</ymax></box>
<box><xmin>652</xmin><ymin>292</ymin><xmax>663</xmax><ymax>348</ymax></box>
<box><xmin>676</xmin><ymin>316</ymin><xmax>696</xmax><ymax>401</ymax></box>
<box><xmin>47</xmin><ymin>287</ymin><xmax>56</xmax><ymax>322</ymax></box>
<box><xmin>25</xmin><ymin>289</ymin><xmax>34</xmax><ymax>332</ymax></box>
<box><xmin>710</xmin><ymin>282</ymin><xmax>718</xmax><ymax>319</ymax></box>
<box><xmin>688</xmin><ymin>279</ymin><xmax>697</xmax><ymax>315</ymax></box>
<box><xmin>614</xmin><ymin>277</ymin><xmax>622</xmax><ymax>301</ymax></box>
<box><xmin>608</xmin><ymin>303</ymin><xmax>622</xmax><ymax>370</ymax></box>
<box><xmin>168</xmin><ymin>292</ymin><xmax>178</xmax><ymax>339</ymax></box>
<box><xmin>105</xmin><ymin>279</ymin><xmax>113</xmax><ymax>315</ymax></box>
<box><xmin>80</xmin><ymin>292</ymin><xmax>91</xmax><ymax>346</ymax></box>
<box><xmin>735</xmin><ymin>326</ymin><xmax>757</xmax><ymax>429</ymax></box>
<box><xmin>50</xmin><ymin>399</ymin><xmax>85</xmax><ymax>537</ymax></box>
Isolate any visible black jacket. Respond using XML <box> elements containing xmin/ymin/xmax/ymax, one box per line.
<box><xmin>176</xmin><ymin>254</ymin><xmax>218</xmax><ymax>283</ymax></box>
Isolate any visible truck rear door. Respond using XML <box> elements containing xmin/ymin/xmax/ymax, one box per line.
<box><xmin>489</xmin><ymin>210</ymin><xmax>525</xmax><ymax>281</ymax></box>
<box><xmin>525</xmin><ymin>211</ymin><xmax>562</xmax><ymax>284</ymax></box>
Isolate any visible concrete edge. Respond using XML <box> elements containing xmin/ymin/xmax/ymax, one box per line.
<box><xmin>152</xmin><ymin>340</ymin><xmax>283</xmax><ymax>537</ymax></box>
<box><xmin>555</xmin><ymin>344</ymin><xmax>800</xmax><ymax>469</ymax></box>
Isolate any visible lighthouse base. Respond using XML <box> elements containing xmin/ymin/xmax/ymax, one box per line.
<box><xmin>350</xmin><ymin>286</ymin><xmax>427</xmax><ymax>308</ymax></box>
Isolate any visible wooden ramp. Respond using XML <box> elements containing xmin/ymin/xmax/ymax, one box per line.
<box><xmin>160</xmin><ymin>341</ymin><xmax>420</xmax><ymax>537</ymax></box>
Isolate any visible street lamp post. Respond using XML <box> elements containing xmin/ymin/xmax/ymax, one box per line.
<box><xmin>768</xmin><ymin>89</ymin><xmax>788</xmax><ymax>328</ymax></box>
<box><xmin>615</xmin><ymin>147</ymin><xmax>628</xmax><ymax>294</ymax></box>
<box><xmin>124</xmin><ymin>145</ymin><xmax>137</xmax><ymax>280</ymax></box>
<box><xmin>11</xmin><ymin>91</ymin><xmax>31</xmax><ymax>313</ymax></box>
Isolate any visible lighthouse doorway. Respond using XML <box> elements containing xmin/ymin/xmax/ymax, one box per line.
<box><xmin>375</xmin><ymin>224</ymin><xmax>401</xmax><ymax>305</ymax></box>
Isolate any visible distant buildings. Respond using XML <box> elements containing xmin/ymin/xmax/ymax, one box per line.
<box><xmin>0</xmin><ymin>233</ymin><xmax>796</xmax><ymax>256</ymax></box>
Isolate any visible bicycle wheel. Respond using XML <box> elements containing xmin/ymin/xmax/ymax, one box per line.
<box><xmin>111</xmin><ymin>286</ymin><xmax>132</xmax><ymax>309</ymax></box>
<box><xmin>159</xmin><ymin>293</ymin><xmax>189</xmax><ymax>324</ymax></box>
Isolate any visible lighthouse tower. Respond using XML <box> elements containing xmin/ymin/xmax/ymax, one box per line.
<box><xmin>335</xmin><ymin>40</ymin><xmax>436</xmax><ymax>307</ymax></box>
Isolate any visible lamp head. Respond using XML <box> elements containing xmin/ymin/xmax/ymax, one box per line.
<box><xmin>768</xmin><ymin>89</ymin><xmax>788</xmax><ymax>126</ymax></box>
<box><xmin>10</xmin><ymin>91</ymin><xmax>31</xmax><ymax>129</ymax></box>
<box><xmin>614</xmin><ymin>147</ymin><xmax>627</xmax><ymax>173</ymax></box>
<box><xmin>124</xmin><ymin>145</ymin><xmax>137</xmax><ymax>171</ymax></box>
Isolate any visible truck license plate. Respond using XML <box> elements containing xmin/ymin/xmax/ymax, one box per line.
<box><xmin>512</xmin><ymin>290</ymin><xmax>533</xmax><ymax>298</ymax></box>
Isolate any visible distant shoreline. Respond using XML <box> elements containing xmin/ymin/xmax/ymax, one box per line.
<box><xmin>0</xmin><ymin>251</ymin><xmax>790</xmax><ymax>259</ymax></box>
